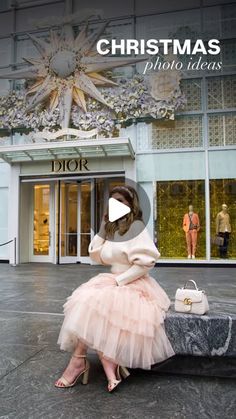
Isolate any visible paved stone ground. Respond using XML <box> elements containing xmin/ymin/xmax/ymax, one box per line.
<box><xmin>0</xmin><ymin>263</ymin><xmax>235</xmax><ymax>419</ymax></box>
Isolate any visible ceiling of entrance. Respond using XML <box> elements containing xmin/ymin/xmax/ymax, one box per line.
<box><xmin>0</xmin><ymin>138</ymin><xmax>135</xmax><ymax>163</ymax></box>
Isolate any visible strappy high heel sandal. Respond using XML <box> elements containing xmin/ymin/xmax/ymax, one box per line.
<box><xmin>54</xmin><ymin>354</ymin><xmax>90</xmax><ymax>388</ymax></box>
<box><xmin>108</xmin><ymin>365</ymin><xmax>130</xmax><ymax>393</ymax></box>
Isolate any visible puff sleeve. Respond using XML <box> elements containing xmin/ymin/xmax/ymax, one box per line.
<box><xmin>88</xmin><ymin>235</ymin><xmax>105</xmax><ymax>265</ymax></box>
<box><xmin>115</xmin><ymin>222</ymin><xmax>160</xmax><ymax>286</ymax></box>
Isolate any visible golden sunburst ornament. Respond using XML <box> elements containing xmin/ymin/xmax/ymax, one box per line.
<box><xmin>0</xmin><ymin>23</ymin><xmax>144</xmax><ymax>128</ymax></box>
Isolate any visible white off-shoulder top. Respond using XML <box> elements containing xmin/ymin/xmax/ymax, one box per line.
<box><xmin>89</xmin><ymin>220</ymin><xmax>160</xmax><ymax>286</ymax></box>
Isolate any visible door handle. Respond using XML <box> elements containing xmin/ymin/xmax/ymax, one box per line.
<box><xmin>49</xmin><ymin>231</ymin><xmax>52</xmax><ymax>247</ymax></box>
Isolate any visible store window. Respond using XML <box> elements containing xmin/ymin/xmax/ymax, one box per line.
<box><xmin>210</xmin><ymin>179</ymin><xmax>236</xmax><ymax>259</ymax></box>
<box><xmin>155</xmin><ymin>180</ymin><xmax>206</xmax><ymax>259</ymax></box>
<box><xmin>33</xmin><ymin>185</ymin><xmax>50</xmax><ymax>256</ymax></box>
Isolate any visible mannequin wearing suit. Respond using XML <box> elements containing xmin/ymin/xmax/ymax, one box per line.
<box><xmin>216</xmin><ymin>204</ymin><xmax>231</xmax><ymax>258</ymax></box>
<box><xmin>183</xmin><ymin>205</ymin><xmax>200</xmax><ymax>259</ymax></box>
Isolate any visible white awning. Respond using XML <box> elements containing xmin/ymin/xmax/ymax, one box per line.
<box><xmin>0</xmin><ymin>138</ymin><xmax>135</xmax><ymax>163</ymax></box>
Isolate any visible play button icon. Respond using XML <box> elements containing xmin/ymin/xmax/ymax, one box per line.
<box><xmin>96</xmin><ymin>177</ymin><xmax>151</xmax><ymax>242</ymax></box>
<box><xmin>108</xmin><ymin>197</ymin><xmax>131</xmax><ymax>222</ymax></box>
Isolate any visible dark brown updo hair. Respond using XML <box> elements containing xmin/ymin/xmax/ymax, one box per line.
<box><xmin>105</xmin><ymin>185</ymin><xmax>143</xmax><ymax>238</ymax></box>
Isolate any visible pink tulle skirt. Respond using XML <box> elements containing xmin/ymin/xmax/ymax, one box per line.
<box><xmin>57</xmin><ymin>273</ymin><xmax>175</xmax><ymax>369</ymax></box>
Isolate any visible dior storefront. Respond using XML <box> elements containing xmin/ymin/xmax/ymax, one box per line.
<box><xmin>0</xmin><ymin>136</ymin><xmax>135</xmax><ymax>265</ymax></box>
<box><xmin>0</xmin><ymin>0</ymin><xmax>235</xmax><ymax>264</ymax></box>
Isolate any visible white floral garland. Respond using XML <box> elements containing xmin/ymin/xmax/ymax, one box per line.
<box><xmin>0</xmin><ymin>75</ymin><xmax>186</xmax><ymax>137</ymax></box>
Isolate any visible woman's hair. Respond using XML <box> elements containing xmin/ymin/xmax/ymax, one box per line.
<box><xmin>105</xmin><ymin>185</ymin><xmax>143</xmax><ymax>238</ymax></box>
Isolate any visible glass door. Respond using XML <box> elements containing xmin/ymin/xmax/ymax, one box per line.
<box><xmin>60</xmin><ymin>182</ymin><xmax>78</xmax><ymax>263</ymax></box>
<box><xmin>30</xmin><ymin>184</ymin><xmax>54</xmax><ymax>262</ymax></box>
<box><xmin>59</xmin><ymin>180</ymin><xmax>94</xmax><ymax>263</ymax></box>
<box><xmin>78</xmin><ymin>180</ymin><xmax>94</xmax><ymax>263</ymax></box>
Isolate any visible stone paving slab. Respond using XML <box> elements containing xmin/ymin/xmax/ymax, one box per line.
<box><xmin>0</xmin><ymin>344</ymin><xmax>43</xmax><ymax>379</ymax></box>
<box><xmin>0</xmin><ymin>264</ymin><xmax>235</xmax><ymax>310</ymax></box>
<box><xmin>0</xmin><ymin>348</ymin><xmax>235</xmax><ymax>419</ymax></box>
<box><xmin>0</xmin><ymin>264</ymin><xmax>236</xmax><ymax>418</ymax></box>
<box><xmin>0</xmin><ymin>310</ymin><xmax>62</xmax><ymax>349</ymax></box>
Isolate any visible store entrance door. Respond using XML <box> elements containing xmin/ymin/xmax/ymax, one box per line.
<box><xmin>30</xmin><ymin>184</ymin><xmax>55</xmax><ymax>262</ymax></box>
<box><xmin>24</xmin><ymin>176</ymin><xmax>124</xmax><ymax>264</ymax></box>
<box><xmin>59</xmin><ymin>180</ymin><xmax>94</xmax><ymax>264</ymax></box>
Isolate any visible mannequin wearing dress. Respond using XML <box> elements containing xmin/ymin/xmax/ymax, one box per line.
<box><xmin>183</xmin><ymin>205</ymin><xmax>200</xmax><ymax>259</ymax></box>
<box><xmin>216</xmin><ymin>204</ymin><xmax>231</xmax><ymax>258</ymax></box>
<box><xmin>55</xmin><ymin>186</ymin><xmax>174</xmax><ymax>391</ymax></box>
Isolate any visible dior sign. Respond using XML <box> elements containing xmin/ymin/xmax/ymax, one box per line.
<box><xmin>51</xmin><ymin>159</ymin><xmax>89</xmax><ymax>173</ymax></box>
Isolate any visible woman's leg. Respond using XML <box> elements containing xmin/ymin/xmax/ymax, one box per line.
<box><xmin>55</xmin><ymin>340</ymin><xmax>88</xmax><ymax>387</ymax></box>
<box><xmin>98</xmin><ymin>354</ymin><xmax>130</xmax><ymax>392</ymax></box>
<box><xmin>98</xmin><ymin>352</ymin><xmax>117</xmax><ymax>381</ymax></box>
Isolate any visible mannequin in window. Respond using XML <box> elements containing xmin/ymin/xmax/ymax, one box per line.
<box><xmin>216</xmin><ymin>204</ymin><xmax>231</xmax><ymax>258</ymax></box>
<box><xmin>183</xmin><ymin>205</ymin><xmax>200</xmax><ymax>259</ymax></box>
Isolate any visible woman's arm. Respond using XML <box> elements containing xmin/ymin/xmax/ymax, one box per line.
<box><xmin>115</xmin><ymin>264</ymin><xmax>151</xmax><ymax>286</ymax></box>
<box><xmin>115</xmin><ymin>223</ymin><xmax>160</xmax><ymax>286</ymax></box>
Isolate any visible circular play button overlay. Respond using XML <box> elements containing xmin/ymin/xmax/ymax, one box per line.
<box><xmin>108</xmin><ymin>197</ymin><xmax>131</xmax><ymax>222</ymax></box>
<box><xmin>97</xmin><ymin>177</ymin><xmax>151</xmax><ymax>242</ymax></box>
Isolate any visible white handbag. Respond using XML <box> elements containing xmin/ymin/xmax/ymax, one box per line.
<box><xmin>174</xmin><ymin>279</ymin><xmax>209</xmax><ymax>315</ymax></box>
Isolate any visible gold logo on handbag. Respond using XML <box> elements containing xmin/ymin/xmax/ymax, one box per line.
<box><xmin>184</xmin><ymin>298</ymin><xmax>192</xmax><ymax>305</ymax></box>
<box><xmin>175</xmin><ymin>279</ymin><xmax>209</xmax><ymax>315</ymax></box>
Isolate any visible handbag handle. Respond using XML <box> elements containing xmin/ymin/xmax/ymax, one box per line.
<box><xmin>183</xmin><ymin>279</ymin><xmax>199</xmax><ymax>290</ymax></box>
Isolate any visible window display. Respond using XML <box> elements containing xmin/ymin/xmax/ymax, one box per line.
<box><xmin>33</xmin><ymin>185</ymin><xmax>50</xmax><ymax>256</ymax></box>
<box><xmin>210</xmin><ymin>179</ymin><xmax>236</xmax><ymax>259</ymax></box>
<box><xmin>182</xmin><ymin>205</ymin><xmax>200</xmax><ymax>259</ymax></box>
<box><xmin>156</xmin><ymin>180</ymin><xmax>206</xmax><ymax>259</ymax></box>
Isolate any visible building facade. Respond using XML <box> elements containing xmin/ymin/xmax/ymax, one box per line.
<box><xmin>0</xmin><ymin>0</ymin><xmax>235</xmax><ymax>264</ymax></box>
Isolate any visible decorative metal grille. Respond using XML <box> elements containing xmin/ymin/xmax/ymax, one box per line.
<box><xmin>151</xmin><ymin>116</ymin><xmax>203</xmax><ymax>149</ymax></box>
<box><xmin>137</xmin><ymin>123</ymin><xmax>150</xmax><ymax>151</ymax></box>
<box><xmin>208</xmin><ymin>113</ymin><xmax>236</xmax><ymax>146</ymax></box>
<box><xmin>207</xmin><ymin>75</ymin><xmax>236</xmax><ymax>110</ymax></box>
<box><xmin>180</xmin><ymin>79</ymin><xmax>202</xmax><ymax>111</ymax></box>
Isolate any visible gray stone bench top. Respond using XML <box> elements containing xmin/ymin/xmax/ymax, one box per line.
<box><xmin>165</xmin><ymin>311</ymin><xmax>236</xmax><ymax>357</ymax></box>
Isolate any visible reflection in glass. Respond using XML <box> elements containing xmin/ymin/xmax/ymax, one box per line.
<box><xmin>210</xmin><ymin>179</ymin><xmax>236</xmax><ymax>259</ymax></box>
<box><xmin>156</xmin><ymin>180</ymin><xmax>206</xmax><ymax>258</ymax></box>
<box><xmin>33</xmin><ymin>185</ymin><xmax>50</xmax><ymax>255</ymax></box>
<box><xmin>61</xmin><ymin>183</ymin><xmax>78</xmax><ymax>257</ymax></box>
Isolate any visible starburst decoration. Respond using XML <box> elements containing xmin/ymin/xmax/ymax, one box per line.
<box><xmin>0</xmin><ymin>23</ymin><xmax>144</xmax><ymax>128</ymax></box>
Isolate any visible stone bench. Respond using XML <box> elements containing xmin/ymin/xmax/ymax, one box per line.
<box><xmin>151</xmin><ymin>312</ymin><xmax>236</xmax><ymax>378</ymax></box>
<box><xmin>165</xmin><ymin>312</ymin><xmax>236</xmax><ymax>357</ymax></box>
